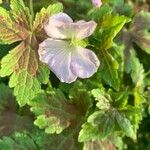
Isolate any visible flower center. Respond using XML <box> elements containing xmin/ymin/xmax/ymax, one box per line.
<box><xmin>70</xmin><ymin>37</ymin><xmax>87</xmax><ymax>48</ymax></box>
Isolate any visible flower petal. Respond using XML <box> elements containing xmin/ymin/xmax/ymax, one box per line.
<box><xmin>38</xmin><ymin>38</ymin><xmax>77</xmax><ymax>83</ymax></box>
<box><xmin>44</xmin><ymin>13</ymin><xmax>97</xmax><ymax>39</ymax></box>
<box><xmin>44</xmin><ymin>13</ymin><xmax>73</xmax><ymax>39</ymax></box>
<box><xmin>69</xmin><ymin>21</ymin><xmax>97</xmax><ymax>39</ymax></box>
<box><xmin>71</xmin><ymin>47</ymin><xmax>100</xmax><ymax>78</ymax></box>
<box><xmin>55</xmin><ymin>20</ymin><xmax>97</xmax><ymax>39</ymax></box>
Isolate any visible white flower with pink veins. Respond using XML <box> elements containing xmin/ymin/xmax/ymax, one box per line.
<box><xmin>38</xmin><ymin>13</ymin><xmax>100</xmax><ymax>83</ymax></box>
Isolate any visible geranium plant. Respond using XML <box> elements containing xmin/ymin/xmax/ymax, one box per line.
<box><xmin>0</xmin><ymin>0</ymin><xmax>150</xmax><ymax>149</ymax></box>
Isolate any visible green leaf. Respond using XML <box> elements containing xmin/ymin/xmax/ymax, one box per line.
<box><xmin>0</xmin><ymin>1</ymin><xmax>63</xmax><ymax>106</ymax></box>
<box><xmin>33</xmin><ymin>2</ymin><xmax>63</xmax><ymax>41</ymax></box>
<box><xmin>79</xmin><ymin>110</ymin><xmax>115</xmax><ymax>142</ymax></box>
<box><xmin>0</xmin><ymin>83</ymin><xmax>12</xmax><ymax>103</ymax></box>
<box><xmin>111</xmin><ymin>0</ymin><xmax>132</xmax><ymax>17</ymax></box>
<box><xmin>29</xmin><ymin>90</ymin><xmax>71</xmax><ymax>134</ymax></box>
<box><xmin>116</xmin><ymin>111</ymin><xmax>136</xmax><ymax>139</ymax></box>
<box><xmin>130</xmin><ymin>11</ymin><xmax>150</xmax><ymax>54</ymax></box>
<box><xmin>78</xmin><ymin>123</ymin><xmax>100</xmax><ymax>142</ymax></box>
<box><xmin>99</xmin><ymin>50</ymin><xmax>120</xmax><ymax>91</ymax></box>
<box><xmin>29</xmin><ymin>84</ymin><xmax>92</xmax><ymax>134</ymax></box>
<box><xmin>0</xmin><ymin>41</ymin><xmax>49</xmax><ymax>106</ymax></box>
<box><xmin>0</xmin><ymin>6</ymin><xmax>29</xmax><ymax>44</ymax></box>
<box><xmin>0</xmin><ymin>132</ymin><xmax>37</xmax><ymax>150</ymax></box>
<box><xmin>88</xmin><ymin>111</ymin><xmax>115</xmax><ymax>139</ymax></box>
<box><xmin>98</xmin><ymin>13</ymin><xmax>130</xmax><ymax>50</ymax></box>
<box><xmin>88</xmin><ymin>5</ymin><xmax>112</xmax><ymax>23</ymax></box>
<box><xmin>91</xmin><ymin>89</ymin><xmax>111</xmax><ymax>110</ymax></box>
<box><xmin>10</xmin><ymin>0</ymin><xmax>26</xmax><ymax>12</ymax></box>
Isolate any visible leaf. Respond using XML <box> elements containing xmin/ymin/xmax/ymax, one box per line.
<box><xmin>31</xmin><ymin>127</ymin><xmax>82</xmax><ymax>150</ymax></box>
<box><xmin>83</xmin><ymin>139</ymin><xmax>115</xmax><ymax>150</ymax></box>
<box><xmin>88</xmin><ymin>111</ymin><xmax>115</xmax><ymax>139</ymax></box>
<box><xmin>0</xmin><ymin>126</ymin><xmax>82</xmax><ymax>150</ymax></box>
<box><xmin>29</xmin><ymin>83</ymin><xmax>92</xmax><ymax>134</ymax></box>
<box><xmin>29</xmin><ymin>90</ymin><xmax>72</xmax><ymax>134</ymax></box>
<box><xmin>0</xmin><ymin>132</ymin><xmax>38</xmax><ymax>150</ymax></box>
<box><xmin>111</xmin><ymin>0</ymin><xmax>132</xmax><ymax>17</ymax></box>
<box><xmin>116</xmin><ymin>111</ymin><xmax>136</xmax><ymax>139</ymax></box>
<box><xmin>0</xmin><ymin>6</ymin><xmax>29</xmax><ymax>44</ymax></box>
<box><xmin>91</xmin><ymin>89</ymin><xmax>111</xmax><ymax>110</ymax></box>
<box><xmin>78</xmin><ymin>123</ymin><xmax>100</xmax><ymax>142</ymax></box>
<box><xmin>130</xmin><ymin>11</ymin><xmax>150</xmax><ymax>54</ymax></box>
<box><xmin>79</xmin><ymin>111</ymin><xmax>115</xmax><ymax>142</ymax></box>
<box><xmin>0</xmin><ymin>83</ymin><xmax>12</xmax><ymax>103</ymax></box>
<box><xmin>47</xmin><ymin>129</ymin><xmax>82</xmax><ymax>150</ymax></box>
<box><xmin>88</xmin><ymin>5</ymin><xmax>112</xmax><ymax>23</ymax></box>
<box><xmin>0</xmin><ymin>84</ymin><xmax>32</xmax><ymax>137</ymax></box>
<box><xmin>0</xmin><ymin>41</ymin><xmax>49</xmax><ymax>106</ymax></box>
<box><xmin>96</xmin><ymin>13</ymin><xmax>130</xmax><ymax>91</ymax></box>
<box><xmin>98</xmin><ymin>13</ymin><xmax>130</xmax><ymax>50</ymax></box>
<box><xmin>125</xmin><ymin>49</ymin><xmax>144</xmax><ymax>90</ymax></box>
<box><xmin>33</xmin><ymin>2</ymin><xmax>63</xmax><ymax>41</ymax></box>
<box><xmin>0</xmin><ymin>1</ymin><xmax>63</xmax><ymax>106</ymax></box>
<box><xmin>99</xmin><ymin>50</ymin><xmax>120</xmax><ymax>91</ymax></box>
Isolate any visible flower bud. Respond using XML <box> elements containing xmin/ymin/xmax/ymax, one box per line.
<box><xmin>91</xmin><ymin>0</ymin><xmax>102</xmax><ymax>7</ymax></box>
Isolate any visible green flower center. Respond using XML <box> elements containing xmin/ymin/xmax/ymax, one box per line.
<box><xmin>70</xmin><ymin>37</ymin><xmax>88</xmax><ymax>48</ymax></box>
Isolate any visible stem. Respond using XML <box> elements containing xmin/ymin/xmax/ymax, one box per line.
<box><xmin>145</xmin><ymin>70</ymin><xmax>150</xmax><ymax>77</ymax></box>
<box><xmin>29</xmin><ymin>0</ymin><xmax>34</xmax><ymax>20</ymax></box>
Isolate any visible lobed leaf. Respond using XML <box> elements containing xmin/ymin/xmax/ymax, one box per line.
<box><xmin>0</xmin><ymin>6</ymin><xmax>29</xmax><ymax>44</ymax></box>
<box><xmin>0</xmin><ymin>0</ymin><xmax>63</xmax><ymax>106</ymax></box>
<box><xmin>98</xmin><ymin>13</ymin><xmax>130</xmax><ymax>50</ymax></box>
<box><xmin>29</xmin><ymin>83</ymin><xmax>92</xmax><ymax>134</ymax></box>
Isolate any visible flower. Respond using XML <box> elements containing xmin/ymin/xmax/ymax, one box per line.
<box><xmin>91</xmin><ymin>0</ymin><xmax>102</xmax><ymax>7</ymax></box>
<box><xmin>38</xmin><ymin>13</ymin><xmax>100</xmax><ymax>83</ymax></box>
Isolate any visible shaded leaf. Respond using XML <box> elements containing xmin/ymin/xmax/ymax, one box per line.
<box><xmin>116</xmin><ymin>111</ymin><xmax>136</xmax><ymax>139</ymax></box>
<box><xmin>83</xmin><ymin>139</ymin><xmax>115</xmax><ymax>150</ymax></box>
<box><xmin>0</xmin><ymin>84</ymin><xmax>32</xmax><ymax>137</ymax></box>
<box><xmin>29</xmin><ymin>90</ymin><xmax>73</xmax><ymax>134</ymax></box>
<box><xmin>29</xmin><ymin>82</ymin><xmax>92</xmax><ymax>134</ymax></box>
<box><xmin>88</xmin><ymin>111</ymin><xmax>115</xmax><ymax>139</ymax></box>
<box><xmin>130</xmin><ymin>11</ymin><xmax>150</xmax><ymax>54</ymax></box>
<box><xmin>125</xmin><ymin>49</ymin><xmax>144</xmax><ymax>90</ymax></box>
<box><xmin>0</xmin><ymin>132</ymin><xmax>38</xmax><ymax>150</ymax></box>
